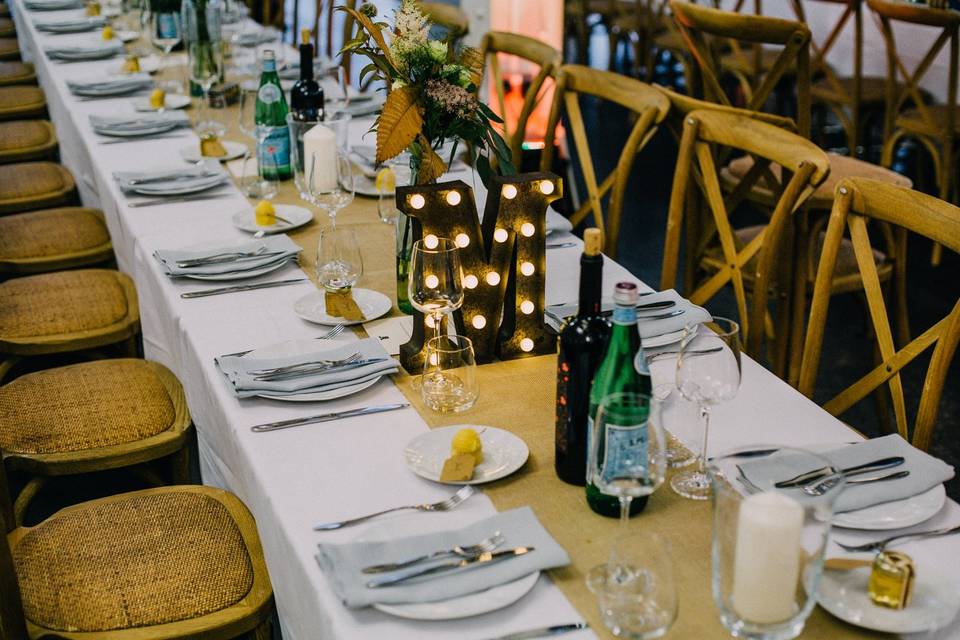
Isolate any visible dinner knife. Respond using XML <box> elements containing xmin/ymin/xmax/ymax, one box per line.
<box><xmin>478</xmin><ymin>622</ymin><xmax>589</xmax><ymax>640</ymax></box>
<box><xmin>253</xmin><ymin>358</ymin><xmax>388</xmax><ymax>382</ymax></box>
<box><xmin>180</xmin><ymin>278</ymin><xmax>309</xmax><ymax>299</ymax></box>
<box><xmin>774</xmin><ymin>456</ymin><xmax>905</xmax><ymax>488</ymax></box>
<box><xmin>250</xmin><ymin>403</ymin><xmax>409</xmax><ymax>433</ymax></box>
<box><xmin>366</xmin><ymin>547</ymin><xmax>535</xmax><ymax>588</ymax></box>
<box><xmin>128</xmin><ymin>191</ymin><xmax>233</xmax><ymax>208</ymax></box>
<box><xmin>176</xmin><ymin>250</ymin><xmax>284</xmax><ymax>268</ymax></box>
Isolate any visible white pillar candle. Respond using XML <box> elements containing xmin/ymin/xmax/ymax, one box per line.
<box><xmin>302</xmin><ymin>123</ymin><xmax>337</xmax><ymax>192</ymax></box>
<box><xmin>731</xmin><ymin>491</ymin><xmax>804</xmax><ymax>624</ymax></box>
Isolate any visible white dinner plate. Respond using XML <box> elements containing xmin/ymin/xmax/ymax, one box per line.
<box><xmin>130</xmin><ymin>174</ymin><xmax>227</xmax><ymax>196</ymax></box>
<box><xmin>232</xmin><ymin>204</ymin><xmax>313</xmax><ymax>235</ymax></box>
<box><xmin>243</xmin><ymin>337</ymin><xmax>386</xmax><ymax>402</ymax></box>
<box><xmin>94</xmin><ymin>120</ymin><xmax>181</xmax><ymax>138</ymax></box>
<box><xmin>179</xmin><ymin>140</ymin><xmax>247</xmax><ymax>163</ymax></box>
<box><xmin>117</xmin><ymin>55</ymin><xmax>161</xmax><ymax>74</ymax></box>
<box><xmin>294</xmin><ymin>288</ymin><xmax>392</xmax><ymax>327</ymax></box>
<box><xmin>184</xmin><ymin>256</ymin><xmax>297</xmax><ymax>281</ymax></box>
<box><xmin>643</xmin><ymin>322</ymin><xmax>698</xmax><ymax>349</ymax></box>
<box><xmin>403</xmin><ymin>425</ymin><xmax>529</xmax><ymax>485</ymax></box>
<box><xmin>817</xmin><ymin>565</ymin><xmax>960</xmax><ymax>633</ymax></box>
<box><xmin>832</xmin><ymin>484</ymin><xmax>947</xmax><ymax>530</ymax></box>
<box><xmin>132</xmin><ymin>93</ymin><xmax>192</xmax><ymax>111</ymax></box>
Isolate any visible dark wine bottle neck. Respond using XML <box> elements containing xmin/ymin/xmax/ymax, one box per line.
<box><xmin>299</xmin><ymin>43</ymin><xmax>313</xmax><ymax>80</ymax></box>
<box><xmin>578</xmin><ymin>254</ymin><xmax>603</xmax><ymax>317</ymax></box>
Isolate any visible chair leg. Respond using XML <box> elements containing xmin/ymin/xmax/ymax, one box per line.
<box><xmin>13</xmin><ymin>477</ymin><xmax>45</xmax><ymax>527</ymax></box>
<box><xmin>0</xmin><ymin>356</ymin><xmax>21</xmax><ymax>385</ymax></box>
<box><xmin>243</xmin><ymin>617</ymin><xmax>272</xmax><ymax>640</ymax></box>
<box><xmin>170</xmin><ymin>443</ymin><xmax>191</xmax><ymax>484</ymax></box>
<box><xmin>131</xmin><ymin>464</ymin><xmax>166</xmax><ymax>488</ymax></box>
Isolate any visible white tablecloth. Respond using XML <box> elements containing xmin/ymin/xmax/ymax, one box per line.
<box><xmin>9</xmin><ymin>3</ymin><xmax>960</xmax><ymax>638</ymax></box>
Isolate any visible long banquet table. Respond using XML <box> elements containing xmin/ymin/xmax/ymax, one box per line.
<box><xmin>9</xmin><ymin>5</ymin><xmax>960</xmax><ymax>639</ymax></box>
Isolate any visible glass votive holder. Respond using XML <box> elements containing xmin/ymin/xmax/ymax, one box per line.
<box><xmin>708</xmin><ymin>447</ymin><xmax>845</xmax><ymax>640</ymax></box>
<box><xmin>421</xmin><ymin>335</ymin><xmax>478</xmax><ymax>413</ymax></box>
<box><xmin>288</xmin><ymin>113</ymin><xmax>351</xmax><ymax>202</ymax></box>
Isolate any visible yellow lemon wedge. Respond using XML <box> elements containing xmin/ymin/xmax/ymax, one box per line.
<box><xmin>375</xmin><ymin>167</ymin><xmax>396</xmax><ymax>194</ymax></box>
<box><xmin>101</xmin><ymin>25</ymin><xmax>113</xmax><ymax>40</ymax></box>
<box><xmin>122</xmin><ymin>55</ymin><xmax>141</xmax><ymax>74</ymax></box>
<box><xmin>149</xmin><ymin>88</ymin><xmax>165</xmax><ymax>109</ymax></box>
<box><xmin>254</xmin><ymin>200</ymin><xmax>276</xmax><ymax>227</ymax></box>
<box><xmin>451</xmin><ymin>428</ymin><xmax>483</xmax><ymax>465</ymax></box>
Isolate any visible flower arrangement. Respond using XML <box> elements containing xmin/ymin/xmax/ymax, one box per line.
<box><xmin>340</xmin><ymin>0</ymin><xmax>516</xmax><ymax>185</ymax></box>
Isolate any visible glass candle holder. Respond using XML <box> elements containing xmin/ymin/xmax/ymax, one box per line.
<box><xmin>707</xmin><ymin>447</ymin><xmax>844</xmax><ymax>640</ymax></box>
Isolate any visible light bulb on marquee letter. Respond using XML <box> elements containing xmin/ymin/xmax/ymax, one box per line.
<box><xmin>485</xmin><ymin>272</ymin><xmax>501</xmax><ymax>286</ymax></box>
<box><xmin>520</xmin><ymin>223</ymin><xmax>535</xmax><ymax>237</ymax></box>
<box><xmin>423</xmin><ymin>234</ymin><xmax>439</xmax><ymax>249</ymax></box>
<box><xmin>520</xmin><ymin>261</ymin><xmax>535</xmax><ymax>276</ymax></box>
<box><xmin>502</xmin><ymin>184</ymin><xmax>518</xmax><ymax>199</ymax></box>
<box><xmin>455</xmin><ymin>233</ymin><xmax>470</xmax><ymax>248</ymax></box>
<box><xmin>410</xmin><ymin>193</ymin><xmax>426</xmax><ymax>209</ymax></box>
<box><xmin>463</xmin><ymin>274</ymin><xmax>478</xmax><ymax>289</ymax></box>
<box><xmin>445</xmin><ymin>190</ymin><xmax>462</xmax><ymax>206</ymax></box>
<box><xmin>493</xmin><ymin>228</ymin><xmax>508</xmax><ymax>243</ymax></box>
<box><xmin>520</xmin><ymin>300</ymin><xmax>535</xmax><ymax>315</ymax></box>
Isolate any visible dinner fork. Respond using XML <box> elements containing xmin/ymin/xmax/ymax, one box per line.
<box><xmin>361</xmin><ymin>531</ymin><xmax>505</xmax><ymax>573</ymax></box>
<box><xmin>250</xmin><ymin>352</ymin><xmax>361</xmax><ymax>375</ymax></box>
<box><xmin>216</xmin><ymin>324</ymin><xmax>344</xmax><ymax>360</ymax></box>
<box><xmin>801</xmin><ymin>470</ymin><xmax>910</xmax><ymax>496</ymax></box>
<box><xmin>835</xmin><ymin>524</ymin><xmax>960</xmax><ymax>553</ymax></box>
<box><xmin>177</xmin><ymin>246</ymin><xmax>270</xmax><ymax>268</ymax></box>
<box><xmin>313</xmin><ymin>485</ymin><xmax>476</xmax><ymax>531</ymax></box>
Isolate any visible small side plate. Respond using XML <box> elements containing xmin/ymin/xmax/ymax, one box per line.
<box><xmin>294</xmin><ymin>288</ymin><xmax>392</xmax><ymax>327</ymax></box>
<box><xmin>404</xmin><ymin>425</ymin><xmax>530</xmax><ymax>485</ymax></box>
<box><xmin>132</xmin><ymin>93</ymin><xmax>192</xmax><ymax>111</ymax></box>
<box><xmin>179</xmin><ymin>140</ymin><xmax>247</xmax><ymax>163</ymax></box>
<box><xmin>232</xmin><ymin>204</ymin><xmax>313</xmax><ymax>235</ymax></box>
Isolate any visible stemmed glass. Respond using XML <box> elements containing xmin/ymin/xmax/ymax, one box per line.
<box><xmin>185</xmin><ymin>23</ymin><xmax>225</xmax><ymax>136</ymax></box>
<box><xmin>238</xmin><ymin>86</ymin><xmax>276</xmax><ymax>199</ymax></box>
<box><xmin>150</xmin><ymin>11</ymin><xmax>182</xmax><ymax>93</ymax></box>
<box><xmin>588</xmin><ymin>391</ymin><xmax>667</xmax><ymax>530</ymax></box>
<box><xmin>408</xmin><ymin>238</ymin><xmax>464</xmax><ymax>341</ymax></box>
<box><xmin>316</xmin><ymin>227</ymin><xmax>363</xmax><ymax>292</ymax></box>
<box><xmin>671</xmin><ymin>317</ymin><xmax>742</xmax><ymax>500</ymax></box>
<box><xmin>308</xmin><ymin>149</ymin><xmax>355</xmax><ymax>227</ymax></box>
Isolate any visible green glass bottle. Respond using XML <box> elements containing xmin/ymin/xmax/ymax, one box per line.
<box><xmin>255</xmin><ymin>49</ymin><xmax>292</xmax><ymax>181</ymax></box>
<box><xmin>586</xmin><ymin>281</ymin><xmax>652</xmax><ymax>517</ymax></box>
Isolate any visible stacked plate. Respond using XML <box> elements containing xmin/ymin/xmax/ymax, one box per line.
<box><xmin>153</xmin><ymin>234</ymin><xmax>303</xmax><ymax>282</ymax></box>
<box><xmin>35</xmin><ymin>16</ymin><xmax>106</xmax><ymax>32</ymax></box>
<box><xmin>47</xmin><ymin>42</ymin><xmax>125</xmax><ymax>62</ymax></box>
<box><xmin>25</xmin><ymin>0</ymin><xmax>83</xmax><ymax>10</ymax></box>
<box><xmin>114</xmin><ymin>160</ymin><xmax>230</xmax><ymax>198</ymax></box>
<box><xmin>68</xmin><ymin>74</ymin><xmax>154</xmax><ymax>98</ymax></box>
<box><xmin>90</xmin><ymin>112</ymin><xmax>190</xmax><ymax>137</ymax></box>
<box><xmin>233</xmin><ymin>28</ymin><xmax>279</xmax><ymax>47</ymax></box>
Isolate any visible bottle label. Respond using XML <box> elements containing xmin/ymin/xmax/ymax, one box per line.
<box><xmin>612</xmin><ymin>305</ymin><xmax>636</xmax><ymax>326</ymax></box>
<box><xmin>258</xmin><ymin>83</ymin><xmax>281</xmax><ymax>104</ymax></box>
<box><xmin>258</xmin><ymin>126</ymin><xmax>290</xmax><ymax>172</ymax></box>
<box><xmin>597</xmin><ymin>420</ymin><xmax>649</xmax><ymax>489</ymax></box>
<box><xmin>634</xmin><ymin>349</ymin><xmax>650</xmax><ymax>376</ymax></box>
<box><xmin>157</xmin><ymin>12</ymin><xmax>177</xmax><ymax>39</ymax></box>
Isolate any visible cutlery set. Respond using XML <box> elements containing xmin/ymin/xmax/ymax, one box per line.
<box><xmin>180</xmin><ymin>277</ymin><xmax>308</xmax><ymax>298</ymax></box>
<box><xmin>366</xmin><ymin>546</ymin><xmax>535</xmax><ymax>588</ymax></box>
<box><xmin>737</xmin><ymin>455</ymin><xmax>910</xmax><ymax>495</ymax></box>
<box><xmin>217</xmin><ymin>324</ymin><xmax>344</xmax><ymax>359</ymax></box>
<box><xmin>251</xmin><ymin>355</ymin><xmax>391</xmax><ymax>382</ymax></box>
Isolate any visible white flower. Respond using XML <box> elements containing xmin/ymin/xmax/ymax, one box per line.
<box><xmin>393</xmin><ymin>0</ymin><xmax>428</xmax><ymax>43</ymax></box>
<box><xmin>428</xmin><ymin>40</ymin><xmax>447</xmax><ymax>63</ymax></box>
<box><xmin>391</xmin><ymin>79</ymin><xmax>407</xmax><ymax>90</ymax></box>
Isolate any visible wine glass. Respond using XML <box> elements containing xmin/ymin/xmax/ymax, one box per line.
<box><xmin>150</xmin><ymin>11</ymin><xmax>182</xmax><ymax>93</ymax></box>
<box><xmin>238</xmin><ymin>86</ymin><xmax>277</xmax><ymax>199</ymax></box>
<box><xmin>671</xmin><ymin>317</ymin><xmax>741</xmax><ymax>501</ymax></box>
<box><xmin>186</xmin><ymin>35</ymin><xmax>225</xmax><ymax>136</ymax></box>
<box><xmin>316</xmin><ymin>227</ymin><xmax>363</xmax><ymax>292</ymax></box>
<box><xmin>408</xmin><ymin>238</ymin><xmax>464</xmax><ymax>341</ymax></box>
<box><xmin>588</xmin><ymin>391</ymin><xmax>667</xmax><ymax>530</ymax></box>
<box><xmin>308</xmin><ymin>149</ymin><xmax>355</xmax><ymax>227</ymax></box>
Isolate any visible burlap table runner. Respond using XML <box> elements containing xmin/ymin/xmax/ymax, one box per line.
<box><xmin>172</xmin><ymin>58</ymin><xmax>883</xmax><ymax>638</ymax></box>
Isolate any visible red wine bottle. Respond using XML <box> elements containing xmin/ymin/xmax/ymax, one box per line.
<box><xmin>290</xmin><ymin>29</ymin><xmax>324</xmax><ymax>122</ymax></box>
<box><xmin>555</xmin><ymin>228</ymin><xmax>611</xmax><ymax>485</ymax></box>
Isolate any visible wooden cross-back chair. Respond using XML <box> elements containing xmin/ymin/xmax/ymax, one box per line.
<box><xmin>307</xmin><ymin>0</ymin><xmax>355</xmax><ymax>78</ymax></box>
<box><xmin>670</xmin><ymin>0</ymin><xmax>812</xmax><ymax>137</ymax></box>
<box><xmin>799</xmin><ymin>178</ymin><xmax>960</xmax><ymax>451</ymax></box>
<box><xmin>418</xmin><ymin>2</ymin><xmax>469</xmax><ymax>40</ymax></box>
<box><xmin>540</xmin><ymin>66</ymin><xmax>670</xmax><ymax>257</ymax></box>
<box><xmin>869</xmin><ymin>0</ymin><xmax>960</xmax><ymax>267</ymax></box>
<box><xmin>478</xmin><ymin>32</ymin><xmax>561</xmax><ymax>168</ymax></box>
<box><xmin>660</xmin><ymin>108</ymin><xmax>830</xmax><ymax>359</ymax></box>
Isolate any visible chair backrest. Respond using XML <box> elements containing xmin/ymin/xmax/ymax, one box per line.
<box><xmin>866</xmin><ymin>0</ymin><xmax>960</xmax><ymax>145</ymax></box>
<box><xmin>479</xmin><ymin>31</ymin><xmax>561</xmax><ymax>168</ymax></box>
<box><xmin>418</xmin><ymin>2</ymin><xmax>470</xmax><ymax>39</ymax></box>
<box><xmin>661</xmin><ymin>108</ymin><xmax>830</xmax><ymax>356</ymax></box>
<box><xmin>0</xmin><ymin>463</ymin><xmax>27</xmax><ymax>640</ymax></box>
<box><xmin>541</xmin><ymin>65</ymin><xmax>670</xmax><ymax>257</ymax></box>
<box><xmin>309</xmin><ymin>0</ymin><xmax>356</xmax><ymax>78</ymax></box>
<box><xmin>669</xmin><ymin>0</ymin><xmax>812</xmax><ymax>136</ymax></box>
<box><xmin>798</xmin><ymin>178</ymin><xmax>960</xmax><ymax>450</ymax></box>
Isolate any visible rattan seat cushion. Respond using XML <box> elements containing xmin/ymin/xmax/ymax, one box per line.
<box><xmin>0</xmin><ymin>85</ymin><xmax>45</xmax><ymax>120</ymax></box>
<box><xmin>0</xmin><ymin>269</ymin><xmax>131</xmax><ymax>339</ymax></box>
<box><xmin>0</xmin><ymin>62</ymin><xmax>36</xmax><ymax>86</ymax></box>
<box><xmin>0</xmin><ymin>17</ymin><xmax>14</xmax><ymax>37</ymax></box>
<box><xmin>0</xmin><ymin>120</ymin><xmax>56</xmax><ymax>163</ymax></box>
<box><xmin>0</xmin><ymin>359</ymin><xmax>176</xmax><ymax>455</ymax></box>
<box><xmin>0</xmin><ymin>162</ymin><xmax>74</xmax><ymax>214</ymax></box>
<box><xmin>12</xmin><ymin>490</ymin><xmax>255</xmax><ymax>632</ymax></box>
<box><xmin>0</xmin><ymin>207</ymin><xmax>111</xmax><ymax>271</ymax></box>
<box><xmin>0</xmin><ymin>36</ymin><xmax>17</xmax><ymax>61</ymax></box>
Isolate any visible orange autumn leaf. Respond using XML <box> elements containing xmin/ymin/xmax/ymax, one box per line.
<box><xmin>415</xmin><ymin>134</ymin><xmax>447</xmax><ymax>183</ymax></box>
<box><xmin>376</xmin><ymin>86</ymin><xmax>423</xmax><ymax>164</ymax></box>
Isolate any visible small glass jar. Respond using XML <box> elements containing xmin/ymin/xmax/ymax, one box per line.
<box><xmin>869</xmin><ymin>550</ymin><xmax>915</xmax><ymax>609</ymax></box>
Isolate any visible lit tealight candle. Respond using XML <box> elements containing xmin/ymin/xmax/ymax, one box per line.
<box><xmin>486</xmin><ymin>272</ymin><xmax>501</xmax><ymax>286</ymax></box>
<box><xmin>493</xmin><ymin>228</ymin><xmax>508</xmax><ymax>243</ymax></box>
<box><xmin>455</xmin><ymin>233</ymin><xmax>470</xmax><ymax>248</ymax></box>
<box><xmin>520</xmin><ymin>261</ymin><xmax>535</xmax><ymax>276</ymax></box>
<box><xmin>410</xmin><ymin>193</ymin><xmax>426</xmax><ymax>209</ymax></box>
<box><xmin>731</xmin><ymin>491</ymin><xmax>804</xmax><ymax>624</ymax></box>
<box><xmin>472</xmin><ymin>315</ymin><xmax>486</xmax><ymax>329</ymax></box>
<box><xmin>520</xmin><ymin>338</ymin><xmax>534</xmax><ymax>352</ymax></box>
<box><xmin>502</xmin><ymin>184</ymin><xmax>518</xmax><ymax>200</ymax></box>
<box><xmin>520</xmin><ymin>222</ymin><xmax>535</xmax><ymax>237</ymax></box>
<box><xmin>520</xmin><ymin>300</ymin><xmax>535</xmax><ymax>314</ymax></box>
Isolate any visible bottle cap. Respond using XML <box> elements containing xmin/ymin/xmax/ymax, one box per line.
<box><xmin>583</xmin><ymin>228</ymin><xmax>602</xmax><ymax>256</ymax></box>
<box><xmin>262</xmin><ymin>49</ymin><xmax>275</xmax><ymax>60</ymax></box>
<box><xmin>301</xmin><ymin>28</ymin><xmax>310</xmax><ymax>45</ymax></box>
<box><xmin>613</xmin><ymin>281</ymin><xmax>639</xmax><ymax>306</ymax></box>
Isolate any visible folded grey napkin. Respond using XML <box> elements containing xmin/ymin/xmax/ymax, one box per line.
<box><xmin>234</xmin><ymin>29</ymin><xmax>277</xmax><ymax>46</ymax></box>
<box><xmin>68</xmin><ymin>75</ymin><xmax>154</xmax><ymax>96</ymax></box>
<box><xmin>91</xmin><ymin>111</ymin><xmax>189</xmax><ymax>134</ymax></box>
<box><xmin>47</xmin><ymin>42</ymin><xmax>124</xmax><ymax>60</ymax></box>
<box><xmin>217</xmin><ymin>337</ymin><xmax>398</xmax><ymax>398</ymax></box>
<box><xmin>153</xmin><ymin>234</ymin><xmax>301</xmax><ymax>277</ymax></box>
<box><xmin>35</xmin><ymin>16</ymin><xmax>105</xmax><ymax>30</ymax></box>
<box><xmin>114</xmin><ymin>160</ymin><xmax>226</xmax><ymax>193</ymax></box>
<box><xmin>26</xmin><ymin>0</ymin><xmax>83</xmax><ymax>9</ymax></box>
<box><xmin>738</xmin><ymin>434</ymin><xmax>955</xmax><ymax>513</ymax></box>
<box><xmin>316</xmin><ymin>506</ymin><xmax>570</xmax><ymax>608</ymax></box>
<box><xmin>545</xmin><ymin>288</ymin><xmax>711</xmax><ymax>339</ymax></box>
<box><xmin>546</xmin><ymin>209</ymin><xmax>573</xmax><ymax>235</ymax></box>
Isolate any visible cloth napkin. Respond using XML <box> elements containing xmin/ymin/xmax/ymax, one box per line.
<box><xmin>25</xmin><ymin>0</ymin><xmax>83</xmax><ymax>9</ymax></box>
<box><xmin>316</xmin><ymin>506</ymin><xmax>570</xmax><ymax>608</ymax></box>
<box><xmin>46</xmin><ymin>42</ymin><xmax>124</xmax><ymax>60</ymax></box>
<box><xmin>90</xmin><ymin>111</ymin><xmax>190</xmax><ymax>134</ymax></box>
<box><xmin>545</xmin><ymin>288</ymin><xmax>712</xmax><ymax>340</ymax></box>
<box><xmin>738</xmin><ymin>434</ymin><xmax>955</xmax><ymax>513</ymax></box>
<box><xmin>35</xmin><ymin>16</ymin><xmax>105</xmax><ymax>31</ymax></box>
<box><xmin>547</xmin><ymin>208</ymin><xmax>573</xmax><ymax>235</ymax></box>
<box><xmin>68</xmin><ymin>75</ymin><xmax>154</xmax><ymax>96</ymax></box>
<box><xmin>216</xmin><ymin>337</ymin><xmax>398</xmax><ymax>398</ymax></box>
<box><xmin>114</xmin><ymin>160</ymin><xmax>226</xmax><ymax>194</ymax></box>
<box><xmin>153</xmin><ymin>234</ymin><xmax>302</xmax><ymax>277</ymax></box>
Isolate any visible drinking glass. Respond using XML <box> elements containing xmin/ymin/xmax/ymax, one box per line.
<box><xmin>316</xmin><ymin>227</ymin><xmax>363</xmax><ymax>292</ymax></box>
<box><xmin>238</xmin><ymin>86</ymin><xmax>277</xmax><ymax>199</ymax></box>
<box><xmin>421</xmin><ymin>335</ymin><xmax>478</xmax><ymax>413</ymax></box>
<box><xmin>377</xmin><ymin>152</ymin><xmax>413</xmax><ymax>224</ymax></box>
<box><xmin>150</xmin><ymin>11</ymin><xmax>182</xmax><ymax>93</ymax></box>
<box><xmin>587</xmin><ymin>391</ymin><xmax>667</xmax><ymax>530</ymax></box>
<box><xmin>184</xmin><ymin>1</ymin><xmax>225</xmax><ymax>137</ymax></box>
<box><xmin>408</xmin><ymin>238</ymin><xmax>464</xmax><ymax>340</ymax></box>
<box><xmin>671</xmin><ymin>317</ymin><xmax>741</xmax><ymax>500</ymax></box>
<box><xmin>309</xmin><ymin>150</ymin><xmax>354</xmax><ymax>227</ymax></box>
<box><xmin>651</xmin><ymin>383</ymin><xmax>695</xmax><ymax>469</ymax></box>
<box><xmin>586</xmin><ymin>530</ymin><xmax>678</xmax><ymax>640</ymax></box>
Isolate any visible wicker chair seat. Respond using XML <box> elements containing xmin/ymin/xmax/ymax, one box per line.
<box><xmin>721</xmin><ymin>153</ymin><xmax>912</xmax><ymax>211</ymax></box>
<box><xmin>0</xmin><ymin>120</ymin><xmax>56</xmax><ymax>163</ymax></box>
<box><xmin>0</xmin><ymin>269</ymin><xmax>132</xmax><ymax>340</ymax></box>
<box><xmin>0</xmin><ymin>17</ymin><xmax>14</xmax><ymax>37</ymax></box>
<box><xmin>0</xmin><ymin>162</ymin><xmax>75</xmax><ymax>214</ymax></box>
<box><xmin>12</xmin><ymin>490</ymin><xmax>256</xmax><ymax>632</ymax></box>
<box><xmin>0</xmin><ymin>207</ymin><xmax>112</xmax><ymax>273</ymax></box>
<box><xmin>0</xmin><ymin>359</ymin><xmax>178</xmax><ymax>455</ymax></box>
<box><xmin>0</xmin><ymin>85</ymin><xmax>45</xmax><ymax>120</ymax></box>
<box><xmin>0</xmin><ymin>62</ymin><xmax>36</xmax><ymax>86</ymax></box>
<box><xmin>0</xmin><ymin>36</ymin><xmax>17</xmax><ymax>61</ymax></box>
